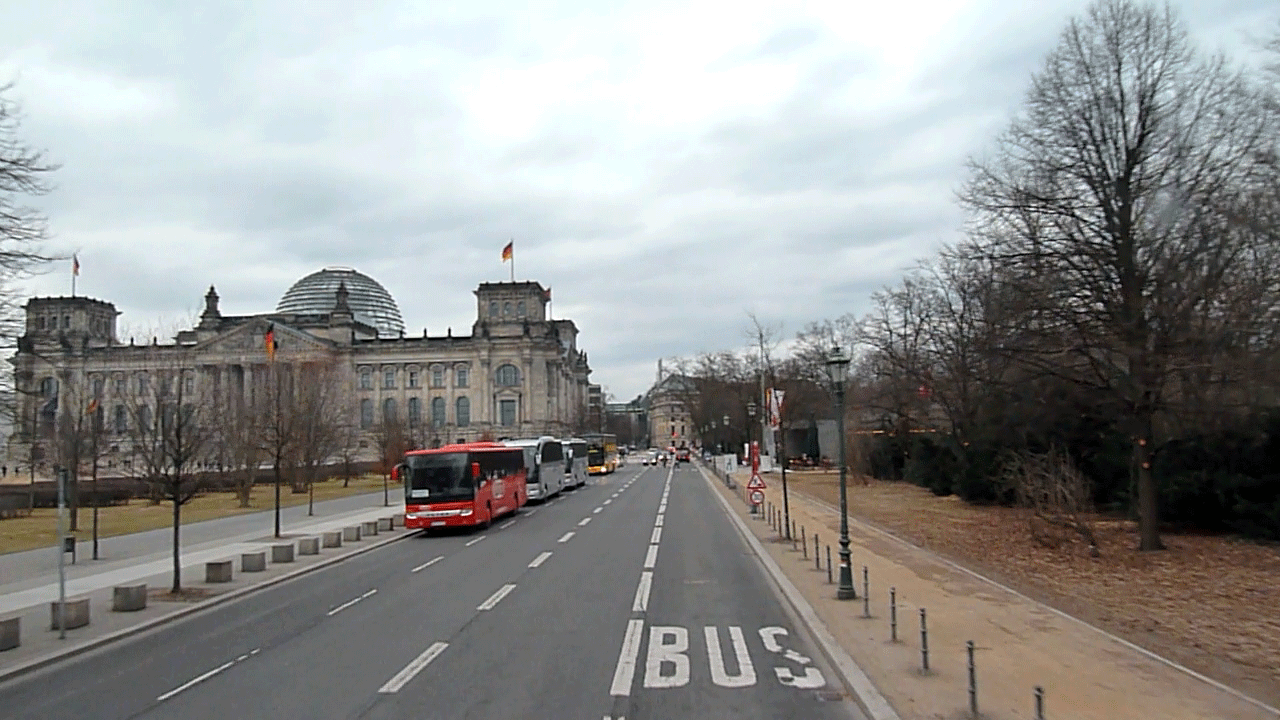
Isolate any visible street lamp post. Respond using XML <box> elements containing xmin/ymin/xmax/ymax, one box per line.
<box><xmin>722</xmin><ymin>414</ymin><xmax>729</xmax><ymax>454</ymax></box>
<box><xmin>826</xmin><ymin>346</ymin><xmax>856</xmax><ymax>600</ymax></box>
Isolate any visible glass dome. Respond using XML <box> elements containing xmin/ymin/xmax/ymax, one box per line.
<box><xmin>277</xmin><ymin>266</ymin><xmax>405</xmax><ymax>337</ymax></box>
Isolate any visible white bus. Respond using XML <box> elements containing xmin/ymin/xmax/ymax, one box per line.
<box><xmin>562</xmin><ymin>438</ymin><xmax>589</xmax><ymax>489</ymax></box>
<box><xmin>503</xmin><ymin>436</ymin><xmax>566</xmax><ymax>502</ymax></box>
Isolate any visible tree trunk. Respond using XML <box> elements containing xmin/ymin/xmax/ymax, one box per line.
<box><xmin>69</xmin><ymin>471</ymin><xmax>79</xmax><ymax>532</ymax></box>
<box><xmin>273</xmin><ymin>462</ymin><xmax>282</xmax><ymax>538</ymax></box>
<box><xmin>171</xmin><ymin>486</ymin><xmax>182</xmax><ymax>593</ymax></box>
<box><xmin>1134</xmin><ymin>410</ymin><xmax>1164</xmax><ymax>551</ymax></box>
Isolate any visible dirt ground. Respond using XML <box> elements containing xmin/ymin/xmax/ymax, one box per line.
<box><xmin>777</xmin><ymin>470</ymin><xmax>1280</xmax><ymax>711</ymax></box>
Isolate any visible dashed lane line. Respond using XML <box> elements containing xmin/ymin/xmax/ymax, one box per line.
<box><xmin>610</xmin><ymin>619</ymin><xmax>645</xmax><ymax>696</ymax></box>
<box><xmin>643</xmin><ymin>544</ymin><xmax>659</xmax><ymax>569</ymax></box>
<box><xmin>411</xmin><ymin>556</ymin><xmax>443</xmax><ymax>574</ymax></box>
<box><xmin>650</xmin><ymin>527</ymin><xmax>662</xmax><ymax>544</ymax></box>
<box><xmin>593</xmin><ymin>507</ymin><xmax>603</xmax><ymax>514</ymax></box>
<box><xmin>327</xmin><ymin>588</ymin><xmax>377</xmax><ymax>616</ymax></box>
<box><xmin>477</xmin><ymin>583</ymin><xmax>517</xmax><ymax>611</ymax></box>
<box><xmin>529</xmin><ymin>551</ymin><xmax>552</xmax><ymax>568</ymax></box>
<box><xmin>156</xmin><ymin>648</ymin><xmax>261</xmax><ymax>702</ymax></box>
<box><xmin>579</xmin><ymin>517</ymin><xmax>592</xmax><ymax>526</ymax></box>
<box><xmin>465</xmin><ymin>535</ymin><xmax>487</xmax><ymax>547</ymax></box>
<box><xmin>558</xmin><ymin>531</ymin><xmax>576</xmax><ymax>543</ymax></box>
<box><xmin>632</xmin><ymin>571</ymin><xmax>653</xmax><ymax>612</ymax></box>
<box><xmin>499</xmin><ymin>519</ymin><xmax>516</xmax><ymax>530</ymax></box>
<box><xmin>378</xmin><ymin>642</ymin><xmax>448</xmax><ymax>694</ymax></box>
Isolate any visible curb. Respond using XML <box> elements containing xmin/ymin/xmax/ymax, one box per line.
<box><xmin>793</xmin><ymin>491</ymin><xmax>1280</xmax><ymax>719</ymax></box>
<box><xmin>697</xmin><ymin>464</ymin><xmax>901</xmax><ymax>720</ymax></box>
<box><xmin>0</xmin><ymin>528</ymin><xmax>416</xmax><ymax>686</ymax></box>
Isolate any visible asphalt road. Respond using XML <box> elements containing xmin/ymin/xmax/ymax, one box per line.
<box><xmin>0</xmin><ymin>462</ymin><xmax>863</xmax><ymax>720</ymax></box>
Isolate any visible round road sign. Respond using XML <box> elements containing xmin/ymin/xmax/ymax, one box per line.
<box><xmin>749</xmin><ymin>489</ymin><xmax>765</xmax><ymax>505</ymax></box>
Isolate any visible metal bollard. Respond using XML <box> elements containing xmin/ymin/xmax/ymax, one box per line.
<box><xmin>890</xmin><ymin>587</ymin><xmax>897</xmax><ymax>642</ymax></box>
<box><xmin>801</xmin><ymin>526</ymin><xmax>808</xmax><ymax>558</ymax></box>
<box><xmin>825</xmin><ymin>546</ymin><xmax>833</xmax><ymax>584</ymax></box>
<box><xmin>1034</xmin><ymin>686</ymin><xmax>1045</xmax><ymax>720</ymax></box>
<box><xmin>967</xmin><ymin>640</ymin><xmax>977</xmax><ymax>717</ymax></box>
<box><xmin>791</xmin><ymin>519</ymin><xmax>797</xmax><ymax>547</ymax></box>
<box><xmin>920</xmin><ymin>608</ymin><xmax>930</xmax><ymax>672</ymax></box>
<box><xmin>862</xmin><ymin>566</ymin><xmax>871</xmax><ymax>618</ymax></box>
<box><xmin>814</xmin><ymin>535</ymin><xmax>821</xmax><ymax>570</ymax></box>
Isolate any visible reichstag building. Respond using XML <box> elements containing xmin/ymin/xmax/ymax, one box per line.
<box><xmin>8</xmin><ymin>267</ymin><xmax>594</xmax><ymax>475</ymax></box>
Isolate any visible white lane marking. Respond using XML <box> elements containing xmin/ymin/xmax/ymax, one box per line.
<box><xmin>610</xmin><ymin>619</ymin><xmax>646</xmax><ymax>696</ymax></box>
<box><xmin>643</xmin><ymin>626</ymin><xmax>690</xmax><ymax>688</ymax></box>
<box><xmin>593</xmin><ymin>507</ymin><xmax>603</xmax><ymax>514</ymax></box>
<box><xmin>706</xmin><ymin>626</ymin><xmax>757</xmax><ymax>687</ymax></box>
<box><xmin>411</xmin><ymin>556</ymin><xmax>443</xmax><ymax>574</ymax></box>
<box><xmin>525</xmin><ymin>509</ymin><xmax>538</xmax><ymax>517</ymax></box>
<box><xmin>477</xmin><ymin>583</ymin><xmax>517</xmax><ymax>611</ymax></box>
<box><xmin>644</xmin><ymin>544</ymin><xmax>659</xmax><ymax>569</ymax></box>
<box><xmin>465</xmin><ymin>535</ymin><xmax>487</xmax><ymax>547</ymax></box>
<box><xmin>499</xmin><ymin>519</ymin><xmax>516</xmax><ymax>530</ymax></box>
<box><xmin>156</xmin><ymin>649</ymin><xmax>261</xmax><ymax>701</ymax></box>
<box><xmin>632</xmin><ymin>571</ymin><xmax>653</xmax><ymax>612</ymax></box>
<box><xmin>529</xmin><ymin>551</ymin><xmax>552</xmax><ymax>568</ymax></box>
<box><xmin>650</xmin><ymin>527</ymin><xmax>662</xmax><ymax>544</ymax></box>
<box><xmin>759</xmin><ymin>626</ymin><xmax>826</xmax><ymax>688</ymax></box>
<box><xmin>558</xmin><ymin>531</ymin><xmax>575</xmax><ymax>543</ymax></box>
<box><xmin>579</xmin><ymin>517</ymin><xmax>592</xmax><ymax>526</ymax></box>
<box><xmin>327</xmin><ymin>588</ymin><xmax>378</xmax><ymax>616</ymax></box>
<box><xmin>378</xmin><ymin>642</ymin><xmax>449</xmax><ymax>693</ymax></box>
<box><xmin>604</xmin><ymin>499</ymin><xmax>612</xmax><ymax>505</ymax></box>
<box><xmin>655</xmin><ymin>514</ymin><xmax>664</xmax><ymax>526</ymax></box>
<box><xmin>658</xmin><ymin>503</ymin><xmax>667</xmax><ymax>513</ymax></box>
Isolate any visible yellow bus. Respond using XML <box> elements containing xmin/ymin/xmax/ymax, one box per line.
<box><xmin>582</xmin><ymin>433</ymin><xmax>619</xmax><ymax>474</ymax></box>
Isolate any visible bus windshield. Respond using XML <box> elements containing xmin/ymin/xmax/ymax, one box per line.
<box><xmin>405</xmin><ymin>452</ymin><xmax>473</xmax><ymax>503</ymax></box>
<box><xmin>586</xmin><ymin>441</ymin><xmax>605</xmax><ymax>466</ymax></box>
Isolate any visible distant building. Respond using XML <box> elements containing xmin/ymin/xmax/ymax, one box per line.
<box><xmin>644</xmin><ymin>360</ymin><xmax>694</xmax><ymax>448</ymax></box>
<box><xmin>7</xmin><ymin>269</ymin><xmax>593</xmax><ymax>479</ymax></box>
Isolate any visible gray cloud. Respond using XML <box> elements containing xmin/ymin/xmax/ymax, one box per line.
<box><xmin>2</xmin><ymin>0</ymin><xmax>1273</xmax><ymax>400</ymax></box>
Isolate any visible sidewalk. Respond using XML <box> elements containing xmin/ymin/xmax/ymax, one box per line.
<box><xmin>0</xmin><ymin>496</ymin><xmax>412</xmax><ymax>681</ymax></box>
<box><xmin>707</xmin><ymin>464</ymin><xmax>1279</xmax><ymax>720</ymax></box>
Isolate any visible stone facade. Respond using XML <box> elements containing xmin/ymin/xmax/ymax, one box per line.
<box><xmin>7</xmin><ymin>274</ymin><xmax>592</xmax><ymax>478</ymax></box>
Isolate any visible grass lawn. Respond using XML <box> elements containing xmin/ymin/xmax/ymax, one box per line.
<box><xmin>0</xmin><ymin>474</ymin><xmax>396</xmax><ymax>556</ymax></box>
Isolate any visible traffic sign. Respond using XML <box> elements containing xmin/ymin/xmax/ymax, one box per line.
<box><xmin>749</xmin><ymin>489</ymin><xmax>765</xmax><ymax>505</ymax></box>
<box><xmin>747</xmin><ymin>474</ymin><xmax>766</xmax><ymax>490</ymax></box>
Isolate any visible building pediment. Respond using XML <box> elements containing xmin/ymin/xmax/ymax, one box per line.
<box><xmin>193</xmin><ymin>318</ymin><xmax>335</xmax><ymax>359</ymax></box>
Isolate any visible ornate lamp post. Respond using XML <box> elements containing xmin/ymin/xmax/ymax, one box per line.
<box><xmin>826</xmin><ymin>346</ymin><xmax>856</xmax><ymax>600</ymax></box>
<box><xmin>747</xmin><ymin>402</ymin><xmax>757</xmax><ymax>457</ymax></box>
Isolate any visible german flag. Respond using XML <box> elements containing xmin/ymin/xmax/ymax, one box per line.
<box><xmin>265</xmin><ymin>324</ymin><xmax>278</xmax><ymax>362</ymax></box>
<box><xmin>86</xmin><ymin>398</ymin><xmax>98</xmax><ymax>415</ymax></box>
<box><xmin>501</xmin><ymin>240</ymin><xmax>513</xmax><ymax>262</ymax></box>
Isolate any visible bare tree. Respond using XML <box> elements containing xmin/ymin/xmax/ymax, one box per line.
<box><xmin>1001</xmin><ymin>446</ymin><xmax>1101</xmax><ymax>557</ymax></box>
<box><xmin>0</xmin><ymin>83</ymin><xmax>57</xmax><ymax>363</ymax></box>
<box><xmin>256</xmin><ymin>361</ymin><xmax>304</xmax><ymax>538</ymax></box>
<box><xmin>371</xmin><ymin>412</ymin><xmax>411</xmax><ymax>507</ymax></box>
<box><xmin>122</xmin><ymin>354</ymin><xmax>217</xmax><ymax>593</ymax></box>
<box><xmin>959</xmin><ymin>0</ymin><xmax>1280</xmax><ymax>550</ymax></box>
<box><xmin>293</xmin><ymin>360</ymin><xmax>345</xmax><ymax>515</ymax></box>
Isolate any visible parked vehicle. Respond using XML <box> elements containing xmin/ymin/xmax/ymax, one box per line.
<box><xmin>396</xmin><ymin>442</ymin><xmax>526</xmax><ymax>530</ymax></box>
<box><xmin>562</xmin><ymin>438</ymin><xmax>589</xmax><ymax>488</ymax></box>
<box><xmin>503</xmin><ymin>436</ymin><xmax>567</xmax><ymax>502</ymax></box>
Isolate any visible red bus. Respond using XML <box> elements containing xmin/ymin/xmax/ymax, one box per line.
<box><xmin>396</xmin><ymin>442</ymin><xmax>527</xmax><ymax>530</ymax></box>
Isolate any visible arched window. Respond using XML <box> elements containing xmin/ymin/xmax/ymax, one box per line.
<box><xmin>517</xmin><ymin>301</ymin><xmax>526</xmax><ymax>317</ymax></box>
<box><xmin>431</xmin><ymin>397</ymin><xmax>446</xmax><ymax>427</ymax></box>
<box><xmin>456</xmin><ymin>396</ymin><xmax>470</xmax><ymax>427</ymax></box>
<box><xmin>360</xmin><ymin>399</ymin><xmax>373</xmax><ymax>429</ymax></box>
<box><xmin>407</xmin><ymin>397</ymin><xmax>421</xmax><ymax>427</ymax></box>
<box><xmin>39</xmin><ymin>377</ymin><xmax>58</xmax><ymax>399</ymax></box>
<box><xmin>382</xmin><ymin>397</ymin><xmax>396</xmax><ymax>424</ymax></box>
<box><xmin>383</xmin><ymin>367</ymin><xmax>396</xmax><ymax>389</ymax></box>
<box><xmin>113</xmin><ymin>405</ymin><xmax>127</xmax><ymax>434</ymax></box>
<box><xmin>138</xmin><ymin>405</ymin><xmax>152</xmax><ymax>430</ymax></box>
<box><xmin>503</xmin><ymin>301</ymin><xmax>512</xmax><ymax>316</ymax></box>
<box><xmin>496</xmin><ymin>364</ymin><xmax>521</xmax><ymax>387</ymax></box>
<box><xmin>455</xmin><ymin>365</ymin><xmax>469</xmax><ymax>388</ymax></box>
<box><xmin>358</xmin><ymin>368</ymin><xmax>372</xmax><ymax>390</ymax></box>
<box><xmin>489</xmin><ymin>301</ymin><xmax>499</xmax><ymax>318</ymax></box>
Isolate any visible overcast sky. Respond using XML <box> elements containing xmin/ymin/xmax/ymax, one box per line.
<box><xmin>2</xmin><ymin>0</ymin><xmax>1275</xmax><ymax>401</ymax></box>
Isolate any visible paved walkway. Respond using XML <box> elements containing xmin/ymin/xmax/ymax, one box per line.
<box><xmin>710</xmin><ymin>465</ymin><xmax>1279</xmax><ymax>720</ymax></box>
<box><xmin>0</xmin><ymin>492</ymin><xmax>398</xmax><ymax>611</ymax></box>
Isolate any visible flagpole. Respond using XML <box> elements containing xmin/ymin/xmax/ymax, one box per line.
<box><xmin>71</xmin><ymin>257</ymin><xmax>76</xmax><ymax>298</ymax></box>
<box><xmin>510</xmin><ymin>239</ymin><xmax>515</xmax><ymax>282</ymax></box>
